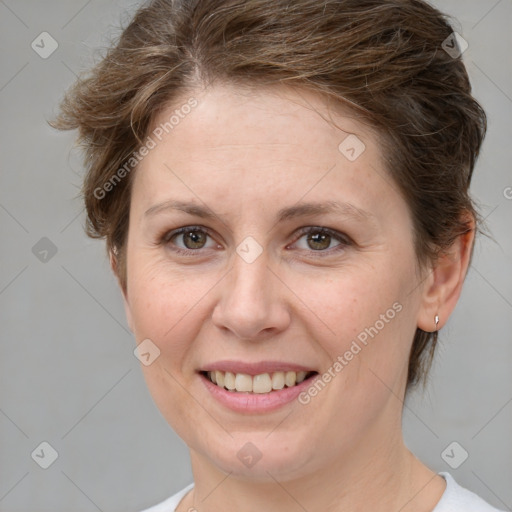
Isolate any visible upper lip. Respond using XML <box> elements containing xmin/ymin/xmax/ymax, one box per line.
<box><xmin>199</xmin><ymin>360</ymin><xmax>317</xmax><ymax>376</ymax></box>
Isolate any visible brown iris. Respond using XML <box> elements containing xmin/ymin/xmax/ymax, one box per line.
<box><xmin>182</xmin><ymin>229</ymin><xmax>208</xmax><ymax>249</ymax></box>
<box><xmin>307</xmin><ymin>232</ymin><xmax>332</xmax><ymax>251</ymax></box>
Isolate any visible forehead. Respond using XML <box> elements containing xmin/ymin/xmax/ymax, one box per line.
<box><xmin>132</xmin><ymin>84</ymin><xmax>404</xmax><ymax>227</ymax></box>
<box><xmin>150</xmin><ymin>84</ymin><xmax>375</xmax><ymax>158</ymax></box>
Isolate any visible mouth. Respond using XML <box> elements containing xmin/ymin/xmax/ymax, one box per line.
<box><xmin>200</xmin><ymin>370</ymin><xmax>318</xmax><ymax>394</ymax></box>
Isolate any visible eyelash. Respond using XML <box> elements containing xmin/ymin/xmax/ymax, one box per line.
<box><xmin>159</xmin><ymin>225</ymin><xmax>352</xmax><ymax>258</ymax></box>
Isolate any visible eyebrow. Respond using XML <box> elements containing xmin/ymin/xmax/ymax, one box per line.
<box><xmin>276</xmin><ymin>201</ymin><xmax>374</xmax><ymax>224</ymax></box>
<box><xmin>144</xmin><ymin>199</ymin><xmax>374</xmax><ymax>224</ymax></box>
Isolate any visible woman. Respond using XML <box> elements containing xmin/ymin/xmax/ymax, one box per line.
<box><xmin>54</xmin><ymin>0</ymin><xmax>503</xmax><ymax>510</ymax></box>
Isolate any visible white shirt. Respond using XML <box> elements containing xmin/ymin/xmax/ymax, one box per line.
<box><xmin>139</xmin><ymin>472</ymin><xmax>505</xmax><ymax>512</ymax></box>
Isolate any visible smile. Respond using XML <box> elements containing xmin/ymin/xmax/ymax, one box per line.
<box><xmin>201</xmin><ymin>370</ymin><xmax>317</xmax><ymax>393</ymax></box>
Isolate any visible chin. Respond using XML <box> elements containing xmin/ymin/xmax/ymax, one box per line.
<box><xmin>194</xmin><ymin>430</ymin><xmax>321</xmax><ymax>483</ymax></box>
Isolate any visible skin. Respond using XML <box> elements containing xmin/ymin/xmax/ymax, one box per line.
<box><xmin>115</xmin><ymin>84</ymin><xmax>474</xmax><ymax>512</ymax></box>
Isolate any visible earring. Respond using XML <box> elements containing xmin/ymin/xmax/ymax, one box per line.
<box><xmin>434</xmin><ymin>314</ymin><xmax>439</xmax><ymax>332</ymax></box>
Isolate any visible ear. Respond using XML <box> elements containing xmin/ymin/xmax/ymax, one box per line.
<box><xmin>109</xmin><ymin>249</ymin><xmax>134</xmax><ymax>332</ymax></box>
<box><xmin>417</xmin><ymin>217</ymin><xmax>475</xmax><ymax>332</ymax></box>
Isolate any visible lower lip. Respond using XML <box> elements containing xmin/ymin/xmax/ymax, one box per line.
<box><xmin>199</xmin><ymin>372</ymin><xmax>318</xmax><ymax>413</ymax></box>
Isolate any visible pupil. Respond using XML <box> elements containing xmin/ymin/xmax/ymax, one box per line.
<box><xmin>308</xmin><ymin>232</ymin><xmax>330</xmax><ymax>250</ymax></box>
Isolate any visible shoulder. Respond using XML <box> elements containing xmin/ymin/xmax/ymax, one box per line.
<box><xmin>139</xmin><ymin>483</ymin><xmax>194</xmax><ymax>512</ymax></box>
<box><xmin>434</xmin><ymin>472</ymin><xmax>505</xmax><ymax>512</ymax></box>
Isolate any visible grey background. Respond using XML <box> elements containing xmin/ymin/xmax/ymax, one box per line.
<box><xmin>0</xmin><ymin>0</ymin><xmax>510</xmax><ymax>511</ymax></box>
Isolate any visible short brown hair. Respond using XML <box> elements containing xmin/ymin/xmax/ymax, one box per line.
<box><xmin>53</xmin><ymin>0</ymin><xmax>487</xmax><ymax>389</ymax></box>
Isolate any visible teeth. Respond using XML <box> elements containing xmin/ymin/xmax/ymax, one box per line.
<box><xmin>285</xmin><ymin>371</ymin><xmax>296</xmax><ymax>387</ymax></box>
<box><xmin>271</xmin><ymin>371</ymin><xmax>285</xmax><ymax>390</ymax></box>
<box><xmin>224</xmin><ymin>371</ymin><xmax>236</xmax><ymax>390</ymax></box>
<box><xmin>253</xmin><ymin>373</ymin><xmax>272</xmax><ymax>393</ymax></box>
<box><xmin>205</xmin><ymin>370</ymin><xmax>313</xmax><ymax>393</ymax></box>
<box><xmin>215</xmin><ymin>370</ymin><xmax>224</xmax><ymax>388</ymax></box>
<box><xmin>235</xmin><ymin>373</ymin><xmax>253</xmax><ymax>392</ymax></box>
<box><xmin>296</xmin><ymin>371</ymin><xmax>307</xmax><ymax>383</ymax></box>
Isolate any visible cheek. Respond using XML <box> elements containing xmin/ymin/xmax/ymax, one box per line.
<box><xmin>125</xmin><ymin>253</ymin><xmax>230</xmax><ymax>376</ymax></box>
<box><xmin>305</xmin><ymin>273</ymin><xmax>412</xmax><ymax>407</ymax></box>
<box><xmin>127</xmin><ymin>248</ymin><xmax>193</xmax><ymax>321</ymax></box>
<box><xmin>124</xmin><ymin>258</ymin><xmax>213</xmax><ymax>432</ymax></box>
<box><xmin>295</xmin><ymin>261</ymin><xmax>416</xmax><ymax>386</ymax></box>
<box><xmin>300</xmin><ymin>266</ymin><xmax>406</xmax><ymax>335</ymax></box>
<box><xmin>128</xmin><ymin>271</ymin><xmax>203</xmax><ymax>348</ymax></box>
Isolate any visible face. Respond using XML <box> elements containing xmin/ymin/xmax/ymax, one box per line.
<box><xmin>122</xmin><ymin>84</ymin><xmax>427</xmax><ymax>482</ymax></box>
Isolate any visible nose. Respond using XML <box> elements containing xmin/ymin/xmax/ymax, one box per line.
<box><xmin>211</xmin><ymin>250</ymin><xmax>291</xmax><ymax>340</ymax></box>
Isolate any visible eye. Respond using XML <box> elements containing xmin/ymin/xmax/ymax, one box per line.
<box><xmin>159</xmin><ymin>225</ymin><xmax>351</xmax><ymax>257</ymax></box>
<box><xmin>163</xmin><ymin>226</ymin><xmax>219</xmax><ymax>254</ymax></box>
<box><xmin>291</xmin><ymin>226</ymin><xmax>351</xmax><ymax>255</ymax></box>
